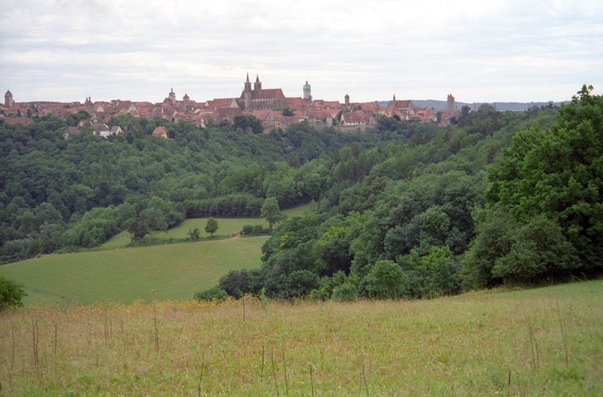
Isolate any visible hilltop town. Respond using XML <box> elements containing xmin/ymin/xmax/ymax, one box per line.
<box><xmin>1</xmin><ymin>75</ymin><xmax>458</xmax><ymax>136</ymax></box>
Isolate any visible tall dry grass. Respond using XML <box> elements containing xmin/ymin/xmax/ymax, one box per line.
<box><xmin>1</xmin><ymin>281</ymin><xmax>602</xmax><ymax>396</ymax></box>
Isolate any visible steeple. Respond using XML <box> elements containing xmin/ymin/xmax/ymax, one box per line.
<box><xmin>244</xmin><ymin>73</ymin><xmax>252</xmax><ymax>92</ymax></box>
<box><xmin>254</xmin><ymin>74</ymin><xmax>262</xmax><ymax>91</ymax></box>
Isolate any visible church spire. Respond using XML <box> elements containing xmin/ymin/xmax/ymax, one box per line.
<box><xmin>254</xmin><ymin>74</ymin><xmax>262</xmax><ymax>91</ymax></box>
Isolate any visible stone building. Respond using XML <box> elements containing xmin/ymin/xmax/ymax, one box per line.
<box><xmin>5</xmin><ymin>90</ymin><xmax>14</xmax><ymax>107</ymax></box>
<box><xmin>238</xmin><ymin>74</ymin><xmax>286</xmax><ymax>111</ymax></box>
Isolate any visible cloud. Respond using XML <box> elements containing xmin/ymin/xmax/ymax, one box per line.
<box><xmin>1</xmin><ymin>0</ymin><xmax>601</xmax><ymax>103</ymax></box>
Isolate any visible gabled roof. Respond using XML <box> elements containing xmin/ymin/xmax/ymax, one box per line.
<box><xmin>152</xmin><ymin>126</ymin><xmax>168</xmax><ymax>138</ymax></box>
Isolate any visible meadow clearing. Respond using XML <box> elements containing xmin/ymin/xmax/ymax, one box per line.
<box><xmin>0</xmin><ymin>280</ymin><xmax>601</xmax><ymax>396</ymax></box>
<box><xmin>0</xmin><ymin>205</ymin><xmax>312</xmax><ymax>306</ymax></box>
<box><xmin>0</xmin><ymin>218</ymin><xmax>269</xmax><ymax>306</ymax></box>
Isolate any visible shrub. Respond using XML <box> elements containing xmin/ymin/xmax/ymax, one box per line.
<box><xmin>332</xmin><ymin>282</ymin><xmax>357</xmax><ymax>302</ymax></box>
<box><xmin>0</xmin><ymin>276</ymin><xmax>26</xmax><ymax>310</ymax></box>
<box><xmin>241</xmin><ymin>224</ymin><xmax>270</xmax><ymax>236</ymax></box>
<box><xmin>193</xmin><ymin>286</ymin><xmax>227</xmax><ymax>301</ymax></box>
<box><xmin>286</xmin><ymin>270</ymin><xmax>321</xmax><ymax>299</ymax></box>
<box><xmin>360</xmin><ymin>260</ymin><xmax>409</xmax><ymax>300</ymax></box>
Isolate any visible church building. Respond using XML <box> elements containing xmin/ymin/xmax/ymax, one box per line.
<box><xmin>238</xmin><ymin>74</ymin><xmax>286</xmax><ymax>112</ymax></box>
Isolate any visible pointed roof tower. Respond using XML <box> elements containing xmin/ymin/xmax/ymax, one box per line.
<box><xmin>254</xmin><ymin>74</ymin><xmax>262</xmax><ymax>91</ymax></box>
<box><xmin>244</xmin><ymin>73</ymin><xmax>252</xmax><ymax>92</ymax></box>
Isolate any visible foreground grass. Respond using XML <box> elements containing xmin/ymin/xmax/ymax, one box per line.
<box><xmin>1</xmin><ymin>281</ymin><xmax>601</xmax><ymax>396</ymax></box>
<box><xmin>0</xmin><ymin>237</ymin><xmax>266</xmax><ymax>305</ymax></box>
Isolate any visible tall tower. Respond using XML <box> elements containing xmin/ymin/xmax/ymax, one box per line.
<box><xmin>4</xmin><ymin>90</ymin><xmax>14</xmax><ymax>107</ymax></box>
<box><xmin>344</xmin><ymin>94</ymin><xmax>350</xmax><ymax>107</ymax></box>
<box><xmin>244</xmin><ymin>73</ymin><xmax>252</xmax><ymax>111</ymax></box>
<box><xmin>447</xmin><ymin>94</ymin><xmax>455</xmax><ymax>114</ymax></box>
<box><xmin>254</xmin><ymin>75</ymin><xmax>262</xmax><ymax>91</ymax></box>
<box><xmin>303</xmin><ymin>81</ymin><xmax>312</xmax><ymax>102</ymax></box>
<box><xmin>169</xmin><ymin>88</ymin><xmax>176</xmax><ymax>105</ymax></box>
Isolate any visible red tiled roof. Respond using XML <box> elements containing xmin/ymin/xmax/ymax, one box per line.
<box><xmin>152</xmin><ymin>126</ymin><xmax>168</xmax><ymax>138</ymax></box>
<box><xmin>3</xmin><ymin>117</ymin><xmax>33</xmax><ymax>126</ymax></box>
<box><xmin>241</xmin><ymin>89</ymin><xmax>286</xmax><ymax>100</ymax></box>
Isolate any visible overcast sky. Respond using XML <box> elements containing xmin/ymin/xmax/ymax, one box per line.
<box><xmin>1</xmin><ymin>0</ymin><xmax>601</xmax><ymax>104</ymax></box>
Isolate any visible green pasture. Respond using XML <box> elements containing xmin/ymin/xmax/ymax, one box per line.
<box><xmin>0</xmin><ymin>205</ymin><xmax>314</xmax><ymax>306</ymax></box>
<box><xmin>0</xmin><ymin>237</ymin><xmax>267</xmax><ymax>305</ymax></box>
<box><xmin>100</xmin><ymin>203</ymin><xmax>313</xmax><ymax>250</ymax></box>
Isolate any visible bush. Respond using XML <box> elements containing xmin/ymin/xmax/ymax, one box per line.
<box><xmin>286</xmin><ymin>270</ymin><xmax>321</xmax><ymax>299</ymax></box>
<box><xmin>0</xmin><ymin>276</ymin><xmax>26</xmax><ymax>310</ymax></box>
<box><xmin>332</xmin><ymin>282</ymin><xmax>357</xmax><ymax>301</ymax></box>
<box><xmin>193</xmin><ymin>286</ymin><xmax>227</xmax><ymax>301</ymax></box>
<box><xmin>241</xmin><ymin>224</ymin><xmax>270</xmax><ymax>236</ymax></box>
<box><xmin>360</xmin><ymin>260</ymin><xmax>409</xmax><ymax>300</ymax></box>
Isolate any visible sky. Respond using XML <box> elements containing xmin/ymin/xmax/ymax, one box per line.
<box><xmin>1</xmin><ymin>0</ymin><xmax>602</xmax><ymax>104</ymax></box>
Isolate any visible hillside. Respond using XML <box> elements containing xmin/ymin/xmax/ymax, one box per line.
<box><xmin>0</xmin><ymin>235</ymin><xmax>267</xmax><ymax>305</ymax></box>
<box><xmin>1</xmin><ymin>281</ymin><xmax>601</xmax><ymax>395</ymax></box>
<box><xmin>1</xmin><ymin>86</ymin><xmax>601</xmax><ymax>306</ymax></box>
<box><xmin>411</xmin><ymin>99</ymin><xmax>567</xmax><ymax>112</ymax></box>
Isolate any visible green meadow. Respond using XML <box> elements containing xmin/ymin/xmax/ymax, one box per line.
<box><xmin>0</xmin><ymin>237</ymin><xmax>267</xmax><ymax>305</ymax></box>
<box><xmin>0</xmin><ymin>205</ymin><xmax>312</xmax><ymax>305</ymax></box>
<box><xmin>1</xmin><ymin>281</ymin><xmax>601</xmax><ymax>396</ymax></box>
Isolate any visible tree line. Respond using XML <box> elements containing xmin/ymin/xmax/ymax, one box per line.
<box><xmin>0</xmin><ymin>115</ymin><xmax>396</xmax><ymax>262</ymax></box>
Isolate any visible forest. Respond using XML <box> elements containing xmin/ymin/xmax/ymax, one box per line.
<box><xmin>1</xmin><ymin>85</ymin><xmax>601</xmax><ymax>301</ymax></box>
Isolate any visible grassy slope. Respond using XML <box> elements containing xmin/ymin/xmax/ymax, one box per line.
<box><xmin>0</xmin><ymin>205</ymin><xmax>313</xmax><ymax>305</ymax></box>
<box><xmin>1</xmin><ymin>281</ymin><xmax>601</xmax><ymax>396</ymax></box>
<box><xmin>0</xmin><ymin>237</ymin><xmax>267</xmax><ymax>305</ymax></box>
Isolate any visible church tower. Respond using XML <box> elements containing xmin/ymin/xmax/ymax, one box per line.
<box><xmin>254</xmin><ymin>75</ymin><xmax>262</xmax><ymax>91</ymax></box>
<box><xmin>5</xmin><ymin>90</ymin><xmax>14</xmax><ymax>107</ymax></box>
<box><xmin>303</xmin><ymin>81</ymin><xmax>312</xmax><ymax>102</ymax></box>
<box><xmin>244</xmin><ymin>73</ymin><xmax>252</xmax><ymax>111</ymax></box>
<box><xmin>168</xmin><ymin>88</ymin><xmax>176</xmax><ymax>105</ymax></box>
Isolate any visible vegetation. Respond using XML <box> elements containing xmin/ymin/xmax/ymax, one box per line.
<box><xmin>202</xmin><ymin>86</ymin><xmax>602</xmax><ymax>301</ymax></box>
<box><xmin>464</xmin><ymin>85</ymin><xmax>603</xmax><ymax>287</ymax></box>
<box><xmin>0</xmin><ymin>275</ymin><xmax>26</xmax><ymax>310</ymax></box>
<box><xmin>204</xmin><ymin>217</ymin><xmax>219</xmax><ymax>237</ymax></box>
<box><xmin>2</xmin><ymin>85</ymin><xmax>601</xmax><ymax>304</ymax></box>
<box><xmin>0</xmin><ymin>235</ymin><xmax>266</xmax><ymax>305</ymax></box>
<box><xmin>0</xmin><ymin>281</ymin><xmax>601</xmax><ymax>395</ymax></box>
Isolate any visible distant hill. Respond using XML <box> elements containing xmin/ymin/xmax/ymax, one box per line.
<box><xmin>411</xmin><ymin>99</ymin><xmax>568</xmax><ymax>112</ymax></box>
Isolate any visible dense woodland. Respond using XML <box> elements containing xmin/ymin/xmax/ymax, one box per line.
<box><xmin>1</xmin><ymin>85</ymin><xmax>601</xmax><ymax>301</ymax></box>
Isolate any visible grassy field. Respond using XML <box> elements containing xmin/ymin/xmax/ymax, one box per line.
<box><xmin>100</xmin><ymin>204</ymin><xmax>312</xmax><ymax>250</ymax></box>
<box><xmin>0</xmin><ymin>280</ymin><xmax>601</xmax><ymax>396</ymax></box>
<box><xmin>0</xmin><ymin>205</ymin><xmax>315</xmax><ymax>306</ymax></box>
<box><xmin>0</xmin><ymin>237</ymin><xmax>267</xmax><ymax>305</ymax></box>
<box><xmin>99</xmin><ymin>217</ymin><xmax>267</xmax><ymax>250</ymax></box>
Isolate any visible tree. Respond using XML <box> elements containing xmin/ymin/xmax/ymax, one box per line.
<box><xmin>205</xmin><ymin>218</ymin><xmax>219</xmax><ymax>237</ymax></box>
<box><xmin>0</xmin><ymin>276</ymin><xmax>26</xmax><ymax>310</ymax></box>
<box><xmin>282</xmin><ymin>107</ymin><xmax>294</xmax><ymax>117</ymax></box>
<box><xmin>261</xmin><ymin>197</ymin><xmax>286</xmax><ymax>233</ymax></box>
<box><xmin>360</xmin><ymin>260</ymin><xmax>409</xmax><ymax>300</ymax></box>
<box><xmin>483</xmin><ymin>85</ymin><xmax>603</xmax><ymax>275</ymax></box>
